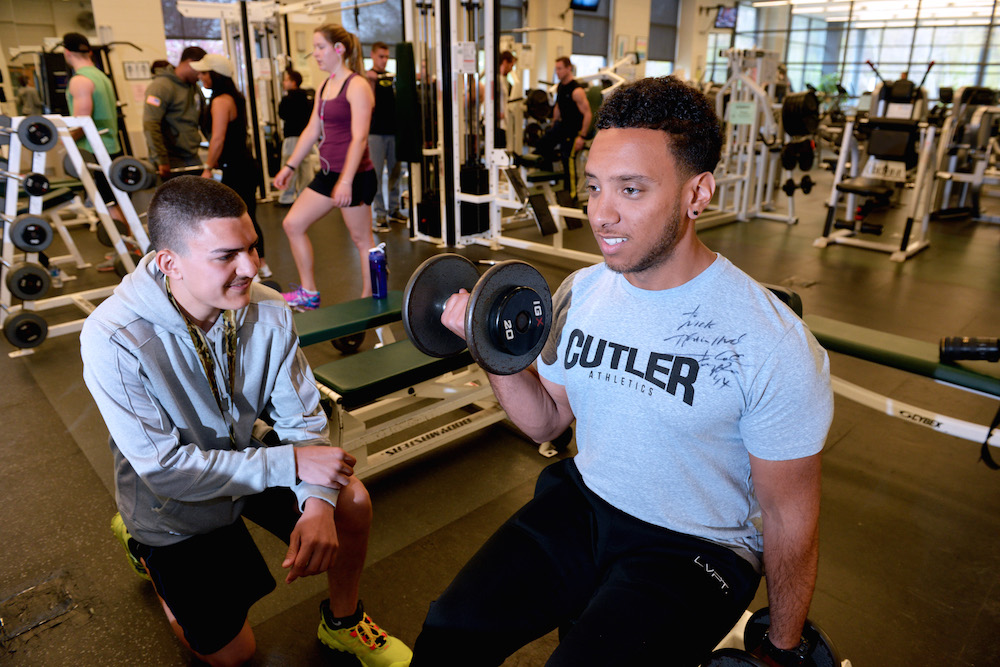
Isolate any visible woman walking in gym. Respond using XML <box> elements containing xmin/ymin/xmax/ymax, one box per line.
<box><xmin>273</xmin><ymin>24</ymin><xmax>377</xmax><ymax>311</ymax></box>
<box><xmin>192</xmin><ymin>53</ymin><xmax>272</xmax><ymax>279</ymax></box>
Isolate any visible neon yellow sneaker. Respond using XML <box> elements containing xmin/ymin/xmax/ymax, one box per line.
<box><xmin>109</xmin><ymin>512</ymin><xmax>150</xmax><ymax>581</ymax></box>
<box><xmin>318</xmin><ymin>600</ymin><xmax>412</xmax><ymax>667</ymax></box>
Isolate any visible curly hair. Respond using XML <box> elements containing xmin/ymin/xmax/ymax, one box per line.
<box><xmin>596</xmin><ymin>76</ymin><xmax>722</xmax><ymax>177</ymax></box>
<box><xmin>148</xmin><ymin>176</ymin><xmax>247</xmax><ymax>253</ymax></box>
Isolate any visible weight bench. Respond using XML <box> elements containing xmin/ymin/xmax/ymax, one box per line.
<box><xmin>294</xmin><ymin>290</ymin><xmax>403</xmax><ymax>347</ymax></box>
<box><xmin>804</xmin><ymin>314</ymin><xmax>1000</xmax><ymax>447</ymax></box>
<box><xmin>295</xmin><ymin>293</ymin><xmax>510</xmax><ymax>479</ymax></box>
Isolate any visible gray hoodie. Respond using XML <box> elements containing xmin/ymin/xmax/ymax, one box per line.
<box><xmin>143</xmin><ymin>64</ymin><xmax>203</xmax><ymax>168</ymax></box>
<box><xmin>81</xmin><ymin>253</ymin><xmax>336</xmax><ymax>547</ymax></box>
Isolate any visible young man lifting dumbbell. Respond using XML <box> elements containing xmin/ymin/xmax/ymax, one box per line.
<box><xmin>80</xmin><ymin>176</ymin><xmax>411</xmax><ymax>667</ymax></box>
<box><xmin>411</xmin><ymin>77</ymin><xmax>833</xmax><ymax>666</ymax></box>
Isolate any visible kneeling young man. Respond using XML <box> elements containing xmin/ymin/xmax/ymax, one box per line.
<box><xmin>81</xmin><ymin>176</ymin><xmax>410</xmax><ymax>667</ymax></box>
<box><xmin>411</xmin><ymin>77</ymin><xmax>834</xmax><ymax>666</ymax></box>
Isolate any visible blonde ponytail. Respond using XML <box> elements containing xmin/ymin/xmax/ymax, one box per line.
<box><xmin>315</xmin><ymin>23</ymin><xmax>363</xmax><ymax>74</ymax></box>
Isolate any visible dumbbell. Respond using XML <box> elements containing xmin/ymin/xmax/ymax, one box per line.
<box><xmin>96</xmin><ymin>218</ymin><xmax>132</xmax><ymax>248</ymax></box>
<box><xmin>0</xmin><ymin>165</ymin><xmax>50</xmax><ymax>197</ymax></box>
<box><xmin>3</xmin><ymin>311</ymin><xmax>48</xmax><ymax>349</ymax></box>
<box><xmin>781</xmin><ymin>175</ymin><xmax>814</xmax><ymax>197</ymax></box>
<box><xmin>402</xmin><ymin>253</ymin><xmax>553</xmax><ymax>376</ymax></box>
<box><xmin>4</xmin><ymin>261</ymin><xmax>51</xmax><ymax>300</ymax></box>
<box><xmin>779</xmin><ymin>140</ymin><xmax>816</xmax><ymax>172</ymax></box>
<box><xmin>0</xmin><ymin>115</ymin><xmax>58</xmax><ymax>152</ymax></box>
<box><xmin>703</xmin><ymin>606</ymin><xmax>844</xmax><ymax>667</ymax></box>
<box><xmin>63</xmin><ymin>151</ymin><xmax>155</xmax><ymax>193</ymax></box>
<box><xmin>3</xmin><ymin>213</ymin><xmax>53</xmax><ymax>252</ymax></box>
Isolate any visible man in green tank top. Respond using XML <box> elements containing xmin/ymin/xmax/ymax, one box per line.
<box><xmin>63</xmin><ymin>32</ymin><xmax>121</xmax><ymax>156</ymax></box>
<box><xmin>62</xmin><ymin>32</ymin><xmax>128</xmax><ymax>235</ymax></box>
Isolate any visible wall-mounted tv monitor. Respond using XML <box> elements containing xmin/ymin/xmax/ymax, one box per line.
<box><xmin>570</xmin><ymin>0</ymin><xmax>601</xmax><ymax>11</ymax></box>
<box><xmin>715</xmin><ymin>6</ymin><xmax>738</xmax><ymax>29</ymax></box>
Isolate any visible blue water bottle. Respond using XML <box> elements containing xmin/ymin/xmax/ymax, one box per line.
<box><xmin>369</xmin><ymin>243</ymin><xmax>388</xmax><ymax>299</ymax></box>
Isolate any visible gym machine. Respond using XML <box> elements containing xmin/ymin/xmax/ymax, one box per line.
<box><xmin>399</xmin><ymin>0</ymin><xmax>602</xmax><ymax>265</ymax></box>
<box><xmin>927</xmin><ymin>86</ymin><xmax>1000</xmax><ymax>225</ymax></box>
<box><xmin>814</xmin><ymin>61</ymin><xmax>937</xmax><ymax>262</ymax></box>
<box><xmin>178</xmin><ymin>0</ymin><xmax>296</xmax><ymax>202</ymax></box>
<box><xmin>710</xmin><ymin>49</ymin><xmax>797</xmax><ymax>229</ymax></box>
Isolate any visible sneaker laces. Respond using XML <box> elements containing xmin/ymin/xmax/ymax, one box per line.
<box><xmin>351</xmin><ymin>614</ymin><xmax>389</xmax><ymax>651</ymax></box>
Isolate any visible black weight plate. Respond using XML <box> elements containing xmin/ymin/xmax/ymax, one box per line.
<box><xmin>109</xmin><ymin>156</ymin><xmax>150</xmax><ymax>192</ymax></box>
<box><xmin>4</xmin><ymin>312</ymin><xmax>48</xmax><ymax>348</ymax></box>
<box><xmin>466</xmin><ymin>261</ymin><xmax>551</xmax><ymax>375</ymax></box>
<box><xmin>332</xmin><ymin>332</ymin><xmax>365</xmax><ymax>354</ymax></box>
<box><xmin>63</xmin><ymin>149</ymin><xmax>97</xmax><ymax>180</ymax></box>
<box><xmin>10</xmin><ymin>214</ymin><xmax>53</xmax><ymax>252</ymax></box>
<box><xmin>702</xmin><ymin>648</ymin><xmax>768</xmax><ymax>666</ymax></box>
<box><xmin>525</xmin><ymin>89</ymin><xmax>552</xmax><ymax>121</ymax></box>
<box><xmin>744</xmin><ymin>607</ymin><xmax>842</xmax><ymax>667</ymax></box>
<box><xmin>18</xmin><ymin>115</ymin><xmax>57</xmax><ymax>152</ymax></box>
<box><xmin>23</xmin><ymin>172</ymin><xmax>50</xmax><ymax>197</ymax></box>
<box><xmin>403</xmin><ymin>253</ymin><xmax>480</xmax><ymax>358</ymax></box>
<box><xmin>96</xmin><ymin>218</ymin><xmax>131</xmax><ymax>247</ymax></box>
<box><xmin>6</xmin><ymin>262</ymin><xmax>51</xmax><ymax>300</ymax></box>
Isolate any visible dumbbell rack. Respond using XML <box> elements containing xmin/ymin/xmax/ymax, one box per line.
<box><xmin>1</xmin><ymin>115</ymin><xmax>150</xmax><ymax>357</ymax></box>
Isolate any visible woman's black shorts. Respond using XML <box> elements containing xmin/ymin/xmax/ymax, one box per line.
<box><xmin>307</xmin><ymin>168</ymin><xmax>377</xmax><ymax>206</ymax></box>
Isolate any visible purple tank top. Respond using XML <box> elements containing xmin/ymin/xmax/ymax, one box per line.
<box><xmin>318</xmin><ymin>72</ymin><xmax>374</xmax><ymax>173</ymax></box>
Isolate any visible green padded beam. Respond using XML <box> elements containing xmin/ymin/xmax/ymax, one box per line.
<box><xmin>294</xmin><ymin>290</ymin><xmax>403</xmax><ymax>347</ymax></box>
<box><xmin>804</xmin><ymin>314</ymin><xmax>1000</xmax><ymax>398</ymax></box>
<box><xmin>313</xmin><ymin>339</ymin><xmax>474</xmax><ymax>410</ymax></box>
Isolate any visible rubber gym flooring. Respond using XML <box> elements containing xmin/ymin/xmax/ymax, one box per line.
<box><xmin>2</xmin><ymin>165</ymin><xmax>1000</xmax><ymax>666</ymax></box>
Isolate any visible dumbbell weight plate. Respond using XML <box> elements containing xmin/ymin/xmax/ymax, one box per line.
<box><xmin>702</xmin><ymin>648</ymin><xmax>768</xmax><ymax>666</ymax></box>
<box><xmin>96</xmin><ymin>218</ymin><xmax>132</xmax><ymax>248</ymax></box>
<box><xmin>23</xmin><ymin>172</ymin><xmax>50</xmax><ymax>197</ymax></box>
<box><xmin>743</xmin><ymin>607</ymin><xmax>842</xmax><ymax>667</ymax></box>
<box><xmin>466</xmin><ymin>261</ymin><xmax>552</xmax><ymax>376</ymax></box>
<box><xmin>18</xmin><ymin>116</ymin><xmax>58</xmax><ymax>152</ymax></box>
<box><xmin>63</xmin><ymin>150</ymin><xmax>97</xmax><ymax>180</ymax></box>
<box><xmin>6</xmin><ymin>262</ymin><xmax>51</xmax><ymax>300</ymax></box>
<box><xmin>3</xmin><ymin>311</ymin><xmax>48</xmax><ymax>349</ymax></box>
<box><xmin>109</xmin><ymin>156</ymin><xmax>151</xmax><ymax>192</ymax></box>
<box><xmin>402</xmin><ymin>253</ymin><xmax>480</xmax><ymax>358</ymax></box>
<box><xmin>10</xmin><ymin>214</ymin><xmax>54</xmax><ymax>252</ymax></box>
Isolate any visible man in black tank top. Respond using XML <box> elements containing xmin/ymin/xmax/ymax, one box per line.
<box><xmin>536</xmin><ymin>56</ymin><xmax>592</xmax><ymax>200</ymax></box>
<box><xmin>366</xmin><ymin>42</ymin><xmax>403</xmax><ymax>230</ymax></box>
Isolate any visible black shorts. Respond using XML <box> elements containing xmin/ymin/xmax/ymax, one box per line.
<box><xmin>132</xmin><ymin>488</ymin><xmax>299</xmax><ymax>655</ymax></box>
<box><xmin>307</xmin><ymin>168</ymin><xmax>377</xmax><ymax>206</ymax></box>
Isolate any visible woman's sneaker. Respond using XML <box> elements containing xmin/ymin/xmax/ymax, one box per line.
<box><xmin>317</xmin><ymin>600</ymin><xmax>412</xmax><ymax>667</ymax></box>
<box><xmin>282</xmin><ymin>285</ymin><xmax>320</xmax><ymax>311</ymax></box>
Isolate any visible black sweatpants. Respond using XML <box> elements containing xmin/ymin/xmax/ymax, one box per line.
<box><xmin>411</xmin><ymin>459</ymin><xmax>761</xmax><ymax>666</ymax></box>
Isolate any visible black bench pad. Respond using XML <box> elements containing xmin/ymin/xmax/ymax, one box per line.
<box><xmin>835</xmin><ymin>177</ymin><xmax>893</xmax><ymax>198</ymax></box>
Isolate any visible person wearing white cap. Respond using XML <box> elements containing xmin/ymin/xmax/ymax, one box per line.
<box><xmin>191</xmin><ymin>53</ymin><xmax>272</xmax><ymax>280</ymax></box>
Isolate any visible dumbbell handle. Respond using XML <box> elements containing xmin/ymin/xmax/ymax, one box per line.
<box><xmin>440</xmin><ymin>289</ymin><xmax>473</xmax><ymax>344</ymax></box>
<box><xmin>0</xmin><ymin>167</ymin><xmax>42</xmax><ymax>181</ymax></box>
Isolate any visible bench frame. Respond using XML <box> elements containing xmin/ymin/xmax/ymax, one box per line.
<box><xmin>317</xmin><ymin>362</ymin><xmax>508</xmax><ymax>480</ymax></box>
<box><xmin>298</xmin><ymin>295</ymin><xmax>524</xmax><ymax>480</ymax></box>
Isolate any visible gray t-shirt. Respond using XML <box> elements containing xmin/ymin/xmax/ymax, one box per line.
<box><xmin>538</xmin><ymin>255</ymin><xmax>833</xmax><ymax>568</ymax></box>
